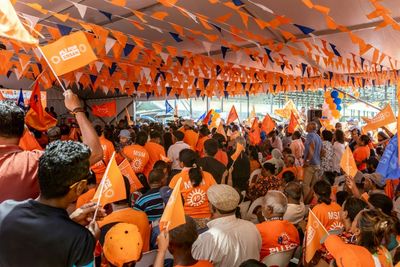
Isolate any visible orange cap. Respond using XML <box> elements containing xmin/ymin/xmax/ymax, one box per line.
<box><xmin>325</xmin><ymin>235</ymin><xmax>375</xmax><ymax>267</ymax></box>
<box><xmin>103</xmin><ymin>223</ymin><xmax>143</xmax><ymax>267</ymax></box>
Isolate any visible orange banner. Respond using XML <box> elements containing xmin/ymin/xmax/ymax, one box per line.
<box><xmin>91</xmin><ymin>101</ymin><xmax>116</xmax><ymax>117</ymax></box>
<box><xmin>362</xmin><ymin>104</ymin><xmax>396</xmax><ymax>133</ymax></box>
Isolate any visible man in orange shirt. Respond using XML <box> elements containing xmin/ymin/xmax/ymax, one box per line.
<box><xmin>353</xmin><ymin>135</ymin><xmax>371</xmax><ymax>172</ymax></box>
<box><xmin>144</xmin><ymin>131</ymin><xmax>166</xmax><ymax>178</ymax></box>
<box><xmin>181</xmin><ymin>120</ymin><xmax>198</xmax><ymax>150</ymax></box>
<box><xmin>98</xmin><ymin>177</ymin><xmax>150</xmax><ymax>252</ymax></box>
<box><xmin>91</xmin><ymin>124</ymin><xmax>115</xmax><ymax>184</ymax></box>
<box><xmin>196</xmin><ymin>126</ymin><xmax>210</xmax><ymax>157</ymax></box>
<box><xmin>121</xmin><ymin>131</ymin><xmax>149</xmax><ymax>175</ymax></box>
<box><xmin>256</xmin><ymin>190</ymin><xmax>299</xmax><ymax>260</ymax></box>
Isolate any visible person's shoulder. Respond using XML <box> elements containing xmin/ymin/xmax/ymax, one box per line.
<box><xmin>0</xmin><ymin>199</ymin><xmax>27</xmax><ymax>213</ymax></box>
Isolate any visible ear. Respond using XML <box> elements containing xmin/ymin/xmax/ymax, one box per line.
<box><xmin>75</xmin><ymin>180</ymin><xmax>88</xmax><ymax>196</ymax></box>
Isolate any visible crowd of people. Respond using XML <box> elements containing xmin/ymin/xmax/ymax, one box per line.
<box><xmin>0</xmin><ymin>90</ymin><xmax>399</xmax><ymax>267</ymax></box>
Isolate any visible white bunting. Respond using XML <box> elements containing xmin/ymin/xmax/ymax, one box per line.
<box><xmin>73</xmin><ymin>2</ymin><xmax>88</xmax><ymax>19</ymax></box>
<box><xmin>75</xmin><ymin>72</ymin><xmax>83</xmax><ymax>82</ymax></box>
<box><xmin>105</xmin><ymin>38</ymin><xmax>116</xmax><ymax>54</ymax></box>
<box><xmin>94</xmin><ymin>61</ymin><xmax>104</xmax><ymax>73</ymax></box>
<box><xmin>102</xmin><ymin>86</ymin><xmax>109</xmax><ymax>95</ymax></box>
<box><xmin>62</xmin><ymin>79</ymin><xmax>71</xmax><ymax>88</ymax></box>
<box><xmin>119</xmin><ymin>79</ymin><xmax>126</xmax><ymax>89</ymax></box>
<box><xmin>180</xmin><ymin>8</ymin><xmax>198</xmax><ymax>23</ymax></box>
<box><xmin>21</xmin><ymin>13</ymin><xmax>40</xmax><ymax>28</ymax></box>
<box><xmin>160</xmin><ymin>52</ymin><xmax>169</xmax><ymax>63</ymax></box>
<box><xmin>248</xmin><ymin>0</ymin><xmax>274</xmax><ymax>14</ymax></box>
<box><xmin>202</xmin><ymin>41</ymin><xmax>212</xmax><ymax>56</ymax></box>
<box><xmin>148</xmin><ymin>25</ymin><xmax>163</xmax><ymax>33</ymax></box>
<box><xmin>33</xmin><ymin>48</ymin><xmax>42</xmax><ymax>60</ymax></box>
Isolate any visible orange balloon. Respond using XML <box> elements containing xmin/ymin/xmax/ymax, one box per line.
<box><xmin>324</xmin><ymin>91</ymin><xmax>331</xmax><ymax>98</ymax></box>
<box><xmin>326</xmin><ymin>97</ymin><xmax>334</xmax><ymax>104</ymax></box>
<box><xmin>329</xmin><ymin>103</ymin><xmax>336</xmax><ymax>110</ymax></box>
<box><xmin>332</xmin><ymin>110</ymin><xmax>340</xmax><ymax>117</ymax></box>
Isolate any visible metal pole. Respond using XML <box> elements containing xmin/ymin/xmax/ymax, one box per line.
<box><xmin>133</xmin><ymin>97</ymin><xmax>137</xmax><ymax>122</ymax></box>
<box><xmin>189</xmin><ymin>98</ymin><xmax>193</xmax><ymax>118</ymax></box>
<box><xmin>206</xmin><ymin>96</ymin><xmax>209</xmax><ymax>112</ymax></box>
<box><xmin>221</xmin><ymin>97</ymin><xmax>223</xmax><ymax>112</ymax></box>
<box><xmin>247</xmin><ymin>94</ymin><xmax>250</xmax><ymax>118</ymax></box>
<box><xmin>333</xmin><ymin>87</ymin><xmax>381</xmax><ymax>111</ymax></box>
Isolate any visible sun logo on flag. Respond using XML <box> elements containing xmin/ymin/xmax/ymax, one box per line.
<box><xmin>187</xmin><ymin>188</ymin><xmax>206</xmax><ymax>207</ymax></box>
<box><xmin>132</xmin><ymin>158</ymin><xmax>143</xmax><ymax>172</ymax></box>
<box><xmin>329</xmin><ymin>221</ymin><xmax>344</xmax><ymax>231</ymax></box>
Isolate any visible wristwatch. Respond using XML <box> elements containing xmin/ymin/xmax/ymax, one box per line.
<box><xmin>70</xmin><ymin>107</ymin><xmax>85</xmax><ymax>115</ymax></box>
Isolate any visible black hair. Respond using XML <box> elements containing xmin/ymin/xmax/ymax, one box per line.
<box><xmin>94</xmin><ymin>125</ymin><xmax>103</xmax><ymax>137</ymax></box>
<box><xmin>239</xmin><ymin>259</ymin><xmax>267</xmax><ymax>267</ymax></box>
<box><xmin>199</xmin><ymin>126</ymin><xmax>210</xmax><ymax>137</ymax></box>
<box><xmin>169</xmin><ymin>215</ymin><xmax>198</xmax><ymax>248</ymax></box>
<box><xmin>153</xmin><ymin>160</ymin><xmax>168</xmax><ymax>171</ymax></box>
<box><xmin>313</xmin><ymin>180</ymin><xmax>332</xmax><ymax>205</ymax></box>
<box><xmin>335</xmin><ymin>191</ymin><xmax>349</xmax><ymax>206</ymax></box>
<box><xmin>179</xmin><ymin>149</ymin><xmax>202</xmax><ymax>187</ymax></box>
<box><xmin>262</xmin><ymin>162</ymin><xmax>276</xmax><ymax>174</ymax></box>
<box><xmin>150</xmin><ymin>130</ymin><xmax>162</xmax><ymax>140</ymax></box>
<box><xmin>39</xmin><ymin>141</ymin><xmax>91</xmax><ymax>199</ymax></box>
<box><xmin>367</xmin><ymin>157</ymin><xmax>379</xmax><ymax>169</ymax></box>
<box><xmin>359</xmin><ymin>134</ymin><xmax>370</xmax><ymax>146</ymax></box>
<box><xmin>321</xmin><ymin>171</ymin><xmax>336</xmax><ymax>186</ymax></box>
<box><xmin>322</xmin><ymin>129</ymin><xmax>333</xmax><ymax>142</ymax></box>
<box><xmin>87</xmin><ymin>170</ymin><xmax>97</xmax><ymax>186</ymax></box>
<box><xmin>284</xmin><ymin>181</ymin><xmax>302</xmax><ymax>201</ymax></box>
<box><xmin>0</xmin><ymin>100</ymin><xmax>25</xmax><ymax>138</ymax></box>
<box><xmin>282</xmin><ymin>171</ymin><xmax>296</xmax><ymax>183</ymax></box>
<box><xmin>113</xmin><ymin>176</ymin><xmax>131</xmax><ymax>205</ymax></box>
<box><xmin>148</xmin><ymin>169</ymin><xmax>165</xmax><ymax>185</ymax></box>
<box><xmin>282</xmin><ymin>147</ymin><xmax>292</xmax><ymax>155</ymax></box>
<box><xmin>163</xmin><ymin>132</ymin><xmax>173</xmax><ymax>152</ymax></box>
<box><xmin>204</xmin><ymin>139</ymin><xmax>218</xmax><ymax>156</ymax></box>
<box><xmin>334</xmin><ymin>129</ymin><xmax>345</xmax><ymax>144</ymax></box>
<box><xmin>342</xmin><ymin>197</ymin><xmax>367</xmax><ymax>222</ymax></box>
<box><xmin>249</xmin><ymin>146</ymin><xmax>259</xmax><ymax>161</ymax></box>
<box><xmin>136</xmin><ymin>131</ymin><xmax>148</xmax><ymax>146</ymax></box>
<box><xmin>368</xmin><ymin>193</ymin><xmax>393</xmax><ymax>216</ymax></box>
<box><xmin>173</xmin><ymin>131</ymin><xmax>184</xmax><ymax>141</ymax></box>
<box><xmin>212</xmin><ymin>133</ymin><xmax>226</xmax><ymax>148</ymax></box>
<box><xmin>292</xmin><ymin>131</ymin><xmax>301</xmax><ymax>139</ymax></box>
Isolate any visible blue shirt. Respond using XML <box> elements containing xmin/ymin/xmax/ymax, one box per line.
<box><xmin>304</xmin><ymin>132</ymin><xmax>322</xmax><ymax>166</ymax></box>
<box><xmin>134</xmin><ymin>188</ymin><xmax>164</xmax><ymax>222</ymax></box>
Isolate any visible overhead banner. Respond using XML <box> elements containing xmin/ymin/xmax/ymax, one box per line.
<box><xmin>0</xmin><ymin>89</ymin><xmax>47</xmax><ymax>107</ymax></box>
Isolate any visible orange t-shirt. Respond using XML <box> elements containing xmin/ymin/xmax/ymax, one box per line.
<box><xmin>215</xmin><ymin>149</ymin><xmax>228</xmax><ymax>167</ymax></box>
<box><xmin>196</xmin><ymin>136</ymin><xmax>210</xmax><ymax>156</ymax></box>
<box><xmin>144</xmin><ymin>141</ymin><xmax>166</xmax><ymax>178</ymax></box>
<box><xmin>98</xmin><ymin>208</ymin><xmax>150</xmax><ymax>252</ymax></box>
<box><xmin>256</xmin><ymin>219</ymin><xmax>300</xmax><ymax>259</ymax></box>
<box><xmin>91</xmin><ymin>135</ymin><xmax>115</xmax><ymax>183</ymax></box>
<box><xmin>182</xmin><ymin>129</ymin><xmax>199</xmax><ymax>150</ymax></box>
<box><xmin>76</xmin><ymin>188</ymin><xmax>96</xmax><ymax>209</ymax></box>
<box><xmin>175</xmin><ymin>260</ymin><xmax>214</xmax><ymax>267</ymax></box>
<box><xmin>122</xmin><ymin>144</ymin><xmax>149</xmax><ymax>174</ymax></box>
<box><xmin>277</xmin><ymin>166</ymin><xmax>304</xmax><ymax>180</ymax></box>
<box><xmin>169</xmin><ymin>169</ymin><xmax>216</xmax><ymax>219</ymax></box>
<box><xmin>250</xmin><ymin>159</ymin><xmax>261</xmax><ymax>174</ymax></box>
<box><xmin>312</xmin><ymin>202</ymin><xmax>344</xmax><ymax>231</ymax></box>
<box><xmin>353</xmin><ymin>145</ymin><xmax>370</xmax><ymax>171</ymax></box>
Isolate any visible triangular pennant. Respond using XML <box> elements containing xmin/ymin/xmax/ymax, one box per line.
<box><xmin>22</xmin><ymin>13</ymin><xmax>40</xmax><ymax>28</ymax></box>
<box><xmin>94</xmin><ymin>61</ymin><xmax>104</xmax><ymax>73</ymax></box>
<box><xmin>293</xmin><ymin>24</ymin><xmax>315</xmax><ymax>35</ymax></box>
<box><xmin>99</xmin><ymin>10</ymin><xmax>112</xmax><ymax>21</ymax></box>
<box><xmin>221</xmin><ymin>46</ymin><xmax>229</xmax><ymax>59</ymax></box>
<box><xmin>56</xmin><ymin>24</ymin><xmax>72</xmax><ymax>36</ymax></box>
<box><xmin>123</xmin><ymin>43</ymin><xmax>135</xmax><ymax>56</ymax></box>
<box><xmin>105</xmin><ymin>38</ymin><xmax>116</xmax><ymax>54</ymax></box>
<box><xmin>73</xmin><ymin>2</ymin><xmax>88</xmax><ymax>19</ymax></box>
<box><xmin>169</xmin><ymin>32</ymin><xmax>183</xmax><ymax>42</ymax></box>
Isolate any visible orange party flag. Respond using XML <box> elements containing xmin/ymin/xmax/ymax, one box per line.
<box><xmin>362</xmin><ymin>104</ymin><xmax>396</xmax><ymax>133</ymax></box>
<box><xmin>287</xmin><ymin>111</ymin><xmax>298</xmax><ymax>134</ymax></box>
<box><xmin>91</xmin><ymin>101</ymin><xmax>117</xmax><ymax>117</ymax></box>
<box><xmin>340</xmin><ymin>146</ymin><xmax>358</xmax><ymax>178</ymax></box>
<box><xmin>40</xmin><ymin>31</ymin><xmax>97</xmax><ymax>76</ymax></box>
<box><xmin>216</xmin><ymin>122</ymin><xmax>227</xmax><ymax>139</ymax></box>
<box><xmin>0</xmin><ymin>90</ymin><xmax>5</xmax><ymax>100</ymax></box>
<box><xmin>249</xmin><ymin>118</ymin><xmax>261</xmax><ymax>145</ymax></box>
<box><xmin>118</xmin><ymin>159</ymin><xmax>143</xmax><ymax>193</ymax></box>
<box><xmin>261</xmin><ymin>114</ymin><xmax>275</xmax><ymax>134</ymax></box>
<box><xmin>226</xmin><ymin>105</ymin><xmax>239</xmax><ymax>124</ymax></box>
<box><xmin>25</xmin><ymin>108</ymin><xmax>57</xmax><ymax>132</ymax></box>
<box><xmin>305</xmin><ymin>209</ymin><xmax>329</xmax><ymax>262</ymax></box>
<box><xmin>231</xmin><ymin>142</ymin><xmax>244</xmax><ymax>161</ymax></box>
<box><xmin>93</xmin><ymin>152</ymin><xmax>127</xmax><ymax>206</ymax></box>
<box><xmin>125</xmin><ymin>108</ymin><xmax>134</xmax><ymax>126</ymax></box>
<box><xmin>18</xmin><ymin>128</ymin><xmax>42</xmax><ymax>151</ymax></box>
<box><xmin>159</xmin><ymin>177</ymin><xmax>185</xmax><ymax>231</ymax></box>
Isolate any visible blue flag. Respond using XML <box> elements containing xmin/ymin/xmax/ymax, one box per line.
<box><xmin>165</xmin><ymin>100</ymin><xmax>173</xmax><ymax>114</ymax></box>
<box><xmin>377</xmin><ymin>134</ymin><xmax>400</xmax><ymax>180</ymax></box>
<box><xmin>196</xmin><ymin>112</ymin><xmax>206</xmax><ymax>123</ymax></box>
<box><xmin>17</xmin><ymin>89</ymin><xmax>24</xmax><ymax>109</ymax></box>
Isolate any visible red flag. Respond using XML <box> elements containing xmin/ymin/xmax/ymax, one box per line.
<box><xmin>29</xmin><ymin>82</ymin><xmax>43</xmax><ymax>118</ymax></box>
<box><xmin>91</xmin><ymin>101</ymin><xmax>116</xmax><ymax>117</ymax></box>
<box><xmin>249</xmin><ymin>118</ymin><xmax>261</xmax><ymax>145</ymax></box>
<box><xmin>262</xmin><ymin>114</ymin><xmax>275</xmax><ymax>134</ymax></box>
<box><xmin>287</xmin><ymin>111</ymin><xmax>298</xmax><ymax>134</ymax></box>
<box><xmin>226</xmin><ymin>105</ymin><xmax>239</xmax><ymax>124</ymax></box>
<box><xmin>202</xmin><ymin>109</ymin><xmax>213</xmax><ymax>125</ymax></box>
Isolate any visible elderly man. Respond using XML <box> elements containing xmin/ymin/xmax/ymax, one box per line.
<box><xmin>256</xmin><ymin>190</ymin><xmax>300</xmax><ymax>261</ymax></box>
<box><xmin>192</xmin><ymin>184</ymin><xmax>261</xmax><ymax>267</ymax></box>
<box><xmin>283</xmin><ymin>182</ymin><xmax>306</xmax><ymax>225</ymax></box>
<box><xmin>303</xmin><ymin>122</ymin><xmax>322</xmax><ymax>202</ymax></box>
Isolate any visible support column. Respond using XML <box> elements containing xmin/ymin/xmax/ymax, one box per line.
<box><xmin>133</xmin><ymin>97</ymin><xmax>137</xmax><ymax>122</ymax></box>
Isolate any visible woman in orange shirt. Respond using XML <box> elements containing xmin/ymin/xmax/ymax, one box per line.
<box><xmin>212</xmin><ymin>133</ymin><xmax>228</xmax><ymax>167</ymax></box>
<box><xmin>169</xmin><ymin>149</ymin><xmax>216</xmax><ymax>229</ymax></box>
<box><xmin>353</xmin><ymin>135</ymin><xmax>371</xmax><ymax>172</ymax></box>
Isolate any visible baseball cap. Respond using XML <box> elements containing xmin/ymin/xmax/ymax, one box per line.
<box><xmin>207</xmin><ymin>184</ymin><xmax>240</xmax><ymax>212</ymax></box>
<box><xmin>364</xmin><ymin>173</ymin><xmax>385</xmax><ymax>188</ymax></box>
<box><xmin>183</xmin><ymin>119</ymin><xmax>194</xmax><ymax>128</ymax></box>
<box><xmin>159</xmin><ymin>186</ymin><xmax>173</xmax><ymax>204</ymax></box>
<box><xmin>325</xmin><ymin>235</ymin><xmax>375</xmax><ymax>267</ymax></box>
<box><xmin>103</xmin><ymin>223</ymin><xmax>143</xmax><ymax>267</ymax></box>
<box><xmin>118</xmin><ymin>129</ymin><xmax>131</xmax><ymax>139</ymax></box>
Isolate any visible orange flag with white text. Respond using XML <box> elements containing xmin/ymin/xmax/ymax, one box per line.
<box><xmin>18</xmin><ymin>128</ymin><xmax>42</xmax><ymax>151</ymax></box>
<box><xmin>226</xmin><ymin>105</ymin><xmax>239</xmax><ymax>124</ymax></box>
<box><xmin>362</xmin><ymin>104</ymin><xmax>396</xmax><ymax>133</ymax></box>
<box><xmin>93</xmin><ymin>152</ymin><xmax>126</xmax><ymax>206</ymax></box>
<box><xmin>262</xmin><ymin>114</ymin><xmax>275</xmax><ymax>134</ymax></box>
<box><xmin>118</xmin><ymin>159</ymin><xmax>143</xmax><ymax>193</ymax></box>
<box><xmin>40</xmin><ymin>31</ymin><xmax>97</xmax><ymax>76</ymax></box>
<box><xmin>231</xmin><ymin>142</ymin><xmax>245</xmax><ymax>161</ymax></box>
<box><xmin>305</xmin><ymin>209</ymin><xmax>328</xmax><ymax>262</ymax></box>
<box><xmin>287</xmin><ymin>111</ymin><xmax>299</xmax><ymax>134</ymax></box>
<box><xmin>159</xmin><ymin>177</ymin><xmax>185</xmax><ymax>231</ymax></box>
<box><xmin>340</xmin><ymin>146</ymin><xmax>358</xmax><ymax>178</ymax></box>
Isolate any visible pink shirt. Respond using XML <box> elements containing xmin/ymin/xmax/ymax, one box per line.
<box><xmin>290</xmin><ymin>139</ymin><xmax>304</xmax><ymax>165</ymax></box>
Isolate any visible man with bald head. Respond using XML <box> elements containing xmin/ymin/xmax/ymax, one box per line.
<box><xmin>303</xmin><ymin>122</ymin><xmax>322</xmax><ymax>203</ymax></box>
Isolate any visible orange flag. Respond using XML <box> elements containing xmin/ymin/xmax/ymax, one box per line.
<box><xmin>216</xmin><ymin>122</ymin><xmax>227</xmax><ymax>139</ymax></box>
<box><xmin>287</xmin><ymin>111</ymin><xmax>298</xmax><ymax>134</ymax></box>
<box><xmin>18</xmin><ymin>128</ymin><xmax>42</xmax><ymax>151</ymax></box>
<box><xmin>68</xmin><ymin>127</ymin><xmax>80</xmax><ymax>141</ymax></box>
<box><xmin>249</xmin><ymin>118</ymin><xmax>261</xmax><ymax>145</ymax></box>
<box><xmin>362</xmin><ymin>104</ymin><xmax>396</xmax><ymax>133</ymax></box>
<box><xmin>118</xmin><ymin>159</ymin><xmax>143</xmax><ymax>193</ymax></box>
<box><xmin>159</xmin><ymin>177</ymin><xmax>185</xmax><ymax>231</ymax></box>
<box><xmin>125</xmin><ymin>108</ymin><xmax>134</xmax><ymax>126</ymax></box>
<box><xmin>305</xmin><ymin>209</ymin><xmax>328</xmax><ymax>262</ymax></box>
<box><xmin>91</xmin><ymin>101</ymin><xmax>117</xmax><ymax>117</ymax></box>
<box><xmin>29</xmin><ymin>82</ymin><xmax>43</xmax><ymax>118</ymax></box>
<box><xmin>93</xmin><ymin>152</ymin><xmax>127</xmax><ymax>206</ymax></box>
<box><xmin>231</xmin><ymin>142</ymin><xmax>244</xmax><ymax>161</ymax></box>
<box><xmin>0</xmin><ymin>91</ymin><xmax>5</xmax><ymax>100</ymax></box>
<box><xmin>25</xmin><ymin>109</ymin><xmax>57</xmax><ymax>131</ymax></box>
<box><xmin>40</xmin><ymin>31</ymin><xmax>97</xmax><ymax>76</ymax></box>
<box><xmin>340</xmin><ymin>146</ymin><xmax>358</xmax><ymax>178</ymax></box>
<box><xmin>226</xmin><ymin>105</ymin><xmax>239</xmax><ymax>124</ymax></box>
<box><xmin>261</xmin><ymin>114</ymin><xmax>275</xmax><ymax>134</ymax></box>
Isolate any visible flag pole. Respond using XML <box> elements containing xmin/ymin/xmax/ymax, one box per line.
<box><xmin>35</xmin><ymin>45</ymin><xmax>67</xmax><ymax>92</ymax></box>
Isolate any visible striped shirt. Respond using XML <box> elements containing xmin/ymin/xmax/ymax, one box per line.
<box><xmin>134</xmin><ymin>188</ymin><xmax>164</xmax><ymax>222</ymax></box>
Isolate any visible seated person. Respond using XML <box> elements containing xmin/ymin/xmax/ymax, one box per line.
<box><xmin>247</xmin><ymin>163</ymin><xmax>283</xmax><ymax>201</ymax></box>
<box><xmin>283</xmin><ymin>182</ymin><xmax>306</xmax><ymax>225</ymax></box>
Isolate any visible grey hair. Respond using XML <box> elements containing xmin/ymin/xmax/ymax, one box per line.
<box><xmin>236</xmin><ymin>136</ymin><xmax>246</xmax><ymax>147</ymax></box>
<box><xmin>263</xmin><ymin>190</ymin><xmax>288</xmax><ymax>215</ymax></box>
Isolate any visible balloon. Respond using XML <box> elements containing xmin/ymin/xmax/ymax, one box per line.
<box><xmin>331</xmin><ymin>90</ymin><xmax>339</xmax><ymax>98</ymax></box>
<box><xmin>329</xmin><ymin>103</ymin><xmax>336</xmax><ymax>110</ymax></box>
<box><xmin>334</xmin><ymin>98</ymin><xmax>342</xmax><ymax>105</ymax></box>
<box><xmin>338</xmin><ymin>92</ymin><xmax>344</xmax><ymax>98</ymax></box>
<box><xmin>326</xmin><ymin>97</ymin><xmax>334</xmax><ymax>104</ymax></box>
<box><xmin>336</xmin><ymin>105</ymin><xmax>342</xmax><ymax>111</ymax></box>
<box><xmin>332</xmin><ymin>110</ymin><xmax>340</xmax><ymax>117</ymax></box>
<box><xmin>354</xmin><ymin>92</ymin><xmax>360</xmax><ymax>98</ymax></box>
<box><xmin>324</xmin><ymin>91</ymin><xmax>331</xmax><ymax>98</ymax></box>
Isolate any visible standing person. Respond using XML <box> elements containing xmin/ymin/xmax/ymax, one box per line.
<box><xmin>0</xmin><ymin>141</ymin><xmax>105</xmax><ymax>266</ymax></box>
<box><xmin>230</xmin><ymin>137</ymin><xmax>250</xmax><ymax>192</ymax></box>
<box><xmin>192</xmin><ymin>184</ymin><xmax>262</xmax><ymax>267</ymax></box>
<box><xmin>268</xmin><ymin>130</ymin><xmax>283</xmax><ymax>152</ymax></box>
<box><xmin>349</xmin><ymin>128</ymin><xmax>360</xmax><ymax>151</ymax></box>
<box><xmin>197</xmin><ymin>139</ymin><xmax>227</xmax><ymax>184</ymax></box>
<box><xmin>144</xmin><ymin>131</ymin><xmax>166</xmax><ymax>178</ymax></box>
<box><xmin>91</xmin><ymin>124</ymin><xmax>115</xmax><ymax>184</ymax></box>
<box><xmin>169</xmin><ymin>149</ymin><xmax>216</xmax><ymax>229</ymax></box>
<box><xmin>332</xmin><ymin>129</ymin><xmax>345</xmax><ymax>174</ymax></box>
<box><xmin>196</xmin><ymin>126</ymin><xmax>210</xmax><ymax>157</ymax></box>
<box><xmin>290</xmin><ymin>131</ymin><xmax>304</xmax><ymax>166</ymax></box>
<box><xmin>163</xmin><ymin>131</ymin><xmax>173</xmax><ymax>154</ymax></box>
<box><xmin>181</xmin><ymin>120</ymin><xmax>199</xmax><ymax>150</ymax></box>
<box><xmin>0</xmin><ymin>90</ymin><xmax>103</xmax><ymax>203</ymax></box>
<box><xmin>320</xmin><ymin>130</ymin><xmax>334</xmax><ymax>173</ymax></box>
<box><xmin>121</xmin><ymin>131</ymin><xmax>149</xmax><ymax>175</ymax></box>
<box><xmin>353</xmin><ymin>135</ymin><xmax>371</xmax><ymax>172</ymax></box>
<box><xmin>168</xmin><ymin>131</ymin><xmax>190</xmax><ymax>177</ymax></box>
<box><xmin>303</xmin><ymin>122</ymin><xmax>322</xmax><ymax>201</ymax></box>
<box><xmin>212</xmin><ymin>133</ymin><xmax>228</xmax><ymax>167</ymax></box>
